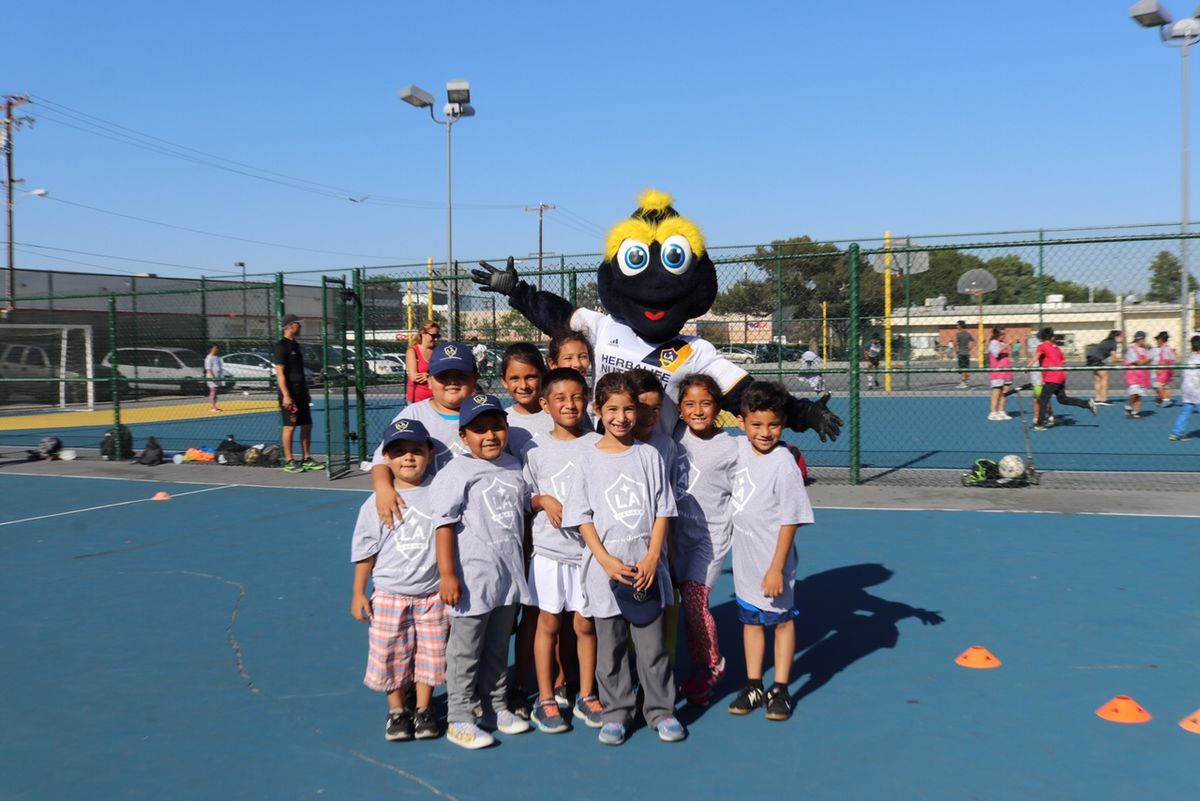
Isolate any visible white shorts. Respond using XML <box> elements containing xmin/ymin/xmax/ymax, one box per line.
<box><xmin>1127</xmin><ymin>384</ymin><xmax>1145</xmax><ymax>397</ymax></box>
<box><xmin>990</xmin><ymin>378</ymin><xmax>1012</xmax><ymax>389</ymax></box>
<box><xmin>528</xmin><ymin>553</ymin><xmax>586</xmax><ymax>614</ymax></box>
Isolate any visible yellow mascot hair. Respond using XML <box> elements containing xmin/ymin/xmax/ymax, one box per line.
<box><xmin>604</xmin><ymin>189</ymin><xmax>706</xmax><ymax>260</ymax></box>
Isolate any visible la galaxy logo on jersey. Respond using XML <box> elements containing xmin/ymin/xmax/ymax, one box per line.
<box><xmin>644</xmin><ymin>339</ymin><xmax>693</xmax><ymax>373</ymax></box>
<box><xmin>605</xmin><ymin>473</ymin><xmax>646</xmax><ymax>530</ymax></box>
<box><xmin>730</xmin><ymin>467</ymin><xmax>756</xmax><ymax>513</ymax></box>
<box><xmin>392</xmin><ymin>506</ymin><xmax>433</xmax><ymax>559</ymax></box>
<box><xmin>483</xmin><ymin>477</ymin><xmax>519</xmax><ymax>529</ymax></box>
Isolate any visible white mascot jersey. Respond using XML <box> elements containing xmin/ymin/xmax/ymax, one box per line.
<box><xmin>570</xmin><ymin>307</ymin><xmax>747</xmax><ymax>433</ymax></box>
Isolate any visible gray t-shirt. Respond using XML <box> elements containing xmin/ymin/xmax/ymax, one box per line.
<box><xmin>955</xmin><ymin>329</ymin><xmax>974</xmax><ymax>354</ymax></box>
<box><xmin>641</xmin><ymin>429</ymin><xmax>682</xmax><ymax>493</ymax></box>
<box><xmin>521</xmin><ymin>431</ymin><xmax>600</xmax><ymax>565</ymax></box>
<box><xmin>730</xmin><ymin>437</ymin><xmax>814</xmax><ymax>613</ymax></box>
<box><xmin>371</xmin><ymin>400</ymin><xmax>468</xmax><ymax>473</ymax></box>
<box><xmin>429</xmin><ymin>453</ymin><xmax>531</xmax><ymax>617</ymax></box>
<box><xmin>506</xmin><ymin>407</ymin><xmax>554</xmax><ymax>457</ymax></box>
<box><xmin>349</xmin><ymin>480</ymin><xmax>439</xmax><ymax>597</ymax></box>
<box><xmin>671</xmin><ymin>427</ymin><xmax>738</xmax><ymax>587</ymax></box>
<box><xmin>561</xmin><ymin>441</ymin><xmax>677</xmax><ymax>619</ymax></box>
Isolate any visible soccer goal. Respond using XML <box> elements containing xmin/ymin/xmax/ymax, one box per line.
<box><xmin>0</xmin><ymin>324</ymin><xmax>96</xmax><ymax>409</ymax></box>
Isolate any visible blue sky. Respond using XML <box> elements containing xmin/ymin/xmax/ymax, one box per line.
<box><xmin>2</xmin><ymin>1</ymin><xmax>1194</xmax><ymax>284</ymax></box>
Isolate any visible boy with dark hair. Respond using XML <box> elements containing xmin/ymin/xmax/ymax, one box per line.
<box><xmin>728</xmin><ymin>381</ymin><xmax>813</xmax><ymax>722</ymax></box>
<box><xmin>1027</xmin><ymin>326</ymin><xmax>1095</xmax><ymax>431</ymax></box>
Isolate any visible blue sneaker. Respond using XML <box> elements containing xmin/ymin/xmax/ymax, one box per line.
<box><xmin>656</xmin><ymin>716</ymin><xmax>687</xmax><ymax>743</ymax></box>
<box><xmin>573</xmin><ymin>695</ymin><xmax>605</xmax><ymax>729</ymax></box>
<box><xmin>598</xmin><ymin>721</ymin><xmax>626</xmax><ymax>746</ymax></box>
<box><xmin>532</xmin><ymin>699</ymin><xmax>569</xmax><ymax>734</ymax></box>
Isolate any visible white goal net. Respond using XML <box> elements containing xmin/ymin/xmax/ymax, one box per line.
<box><xmin>0</xmin><ymin>324</ymin><xmax>96</xmax><ymax>410</ymax></box>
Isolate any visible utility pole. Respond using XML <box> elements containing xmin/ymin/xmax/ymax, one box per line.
<box><xmin>525</xmin><ymin>203</ymin><xmax>555</xmax><ymax>290</ymax></box>
<box><xmin>3</xmin><ymin>95</ymin><xmax>32</xmax><ymax>313</ymax></box>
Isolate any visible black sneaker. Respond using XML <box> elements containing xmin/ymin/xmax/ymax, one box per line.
<box><xmin>507</xmin><ymin>687</ymin><xmax>533</xmax><ymax>721</ymax></box>
<box><xmin>765</xmin><ymin>685</ymin><xmax>793</xmax><ymax>721</ymax></box>
<box><xmin>413</xmin><ymin>708</ymin><xmax>439</xmax><ymax>740</ymax></box>
<box><xmin>386</xmin><ymin>709</ymin><xmax>414</xmax><ymax>741</ymax></box>
<box><xmin>728</xmin><ymin>684</ymin><xmax>766</xmax><ymax>715</ymax></box>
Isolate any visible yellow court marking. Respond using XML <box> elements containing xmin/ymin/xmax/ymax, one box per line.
<box><xmin>0</xmin><ymin>401</ymin><xmax>280</xmax><ymax>431</ymax></box>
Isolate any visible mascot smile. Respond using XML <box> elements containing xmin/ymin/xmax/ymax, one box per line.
<box><xmin>472</xmin><ymin>189</ymin><xmax>841</xmax><ymax>441</ymax></box>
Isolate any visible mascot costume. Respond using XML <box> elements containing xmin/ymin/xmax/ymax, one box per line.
<box><xmin>472</xmin><ymin>189</ymin><xmax>842</xmax><ymax>441</ymax></box>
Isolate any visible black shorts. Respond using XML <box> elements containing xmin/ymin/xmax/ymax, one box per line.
<box><xmin>957</xmin><ymin>355</ymin><xmax>970</xmax><ymax>370</ymax></box>
<box><xmin>281</xmin><ymin>392</ymin><xmax>313</xmax><ymax>427</ymax></box>
<box><xmin>867</xmin><ymin>357</ymin><xmax>880</xmax><ymax>368</ymax></box>
<box><xmin>1085</xmin><ymin>356</ymin><xmax>1102</xmax><ymax>367</ymax></box>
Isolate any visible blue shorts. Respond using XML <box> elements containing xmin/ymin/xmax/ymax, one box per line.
<box><xmin>736</xmin><ymin>597</ymin><xmax>799</xmax><ymax>626</ymax></box>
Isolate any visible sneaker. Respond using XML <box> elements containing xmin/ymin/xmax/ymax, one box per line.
<box><xmin>210</xmin><ymin>407</ymin><xmax>221</xmax><ymax>413</ymax></box>
<box><xmin>301</xmin><ymin>458</ymin><xmax>325</xmax><ymax>471</ymax></box>
<box><xmin>1095</xmin><ymin>400</ymin><xmax>1112</xmax><ymax>406</ymax></box>
<box><xmin>1032</xmin><ymin>425</ymin><xmax>1047</xmax><ymax>432</ymax></box>
<box><xmin>532</xmin><ymin>699</ymin><xmax>569</xmax><ymax>734</ymax></box>
<box><xmin>282</xmin><ymin>460</ymin><xmax>304</xmax><ymax>473</ymax></box>
<box><xmin>495</xmin><ymin>709</ymin><xmax>531</xmax><ymax>735</ymax></box>
<box><xmin>1129</xmin><ymin>412</ymin><xmax>1143</xmax><ymax>420</ymax></box>
<box><xmin>681</xmin><ymin>657</ymin><xmax>726</xmax><ymax>706</ymax></box>
<box><xmin>506</xmin><ymin>687</ymin><xmax>532</xmax><ymax>721</ymax></box>
<box><xmin>553</xmin><ymin>683</ymin><xmax>570</xmax><ymax>708</ymax></box>
<box><xmin>386</xmin><ymin>709</ymin><xmax>414</xmax><ymax>741</ymax></box>
<box><xmin>1088</xmin><ymin>399</ymin><xmax>1097</xmax><ymax>416</ymax></box>
<box><xmin>728</xmin><ymin>684</ymin><xmax>766</xmax><ymax>715</ymax></box>
<box><xmin>446</xmin><ymin>721</ymin><xmax>494</xmax><ymax>750</ymax></box>
<box><xmin>986</xmin><ymin>412</ymin><xmax>999</xmax><ymax>421</ymax></box>
<box><xmin>413</xmin><ymin>708</ymin><xmax>439</xmax><ymax>740</ymax></box>
<box><xmin>957</xmin><ymin>382</ymin><xmax>969</xmax><ymax>389</ymax></box>
<box><xmin>765</xmin><ymin>685</ymin><xmax>793</xmax><ymax>721</ymax></box>
<box><xmin>1168</xmin><ymin>434</ymin><xmax>1185</xmax><ymax>442</ymax></box>
<box><xmin>656</xmin><ymin>716</ymin><xmax>688</xmax><ymax>742</ymax></box>
<box><xmin>598</xmin><ymin>721</ymin><xmax>627</xmax><ymax>746</ymax></box>
<box><xmin>573</xmin><ymin>695</ymin><xmax>605</xmax><ymax>728</ymax></box>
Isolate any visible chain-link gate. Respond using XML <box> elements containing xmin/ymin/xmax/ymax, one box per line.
<box><xmin>321</xmin><ymin>276</ymin><xmax>354</xmax><ymax>479</ymax></box>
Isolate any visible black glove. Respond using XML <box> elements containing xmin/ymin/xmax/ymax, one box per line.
<box><xmin>805</xmin><ymin>393</ymin><xmax>843</xmax><ymax>442</ymax></box>
<box><xmin>471</xmin><ymin>256</ymin><xmax>519</xmax><ymax>296</ymax></box>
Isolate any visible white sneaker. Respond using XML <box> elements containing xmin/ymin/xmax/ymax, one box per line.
<box><xmin>996</xmin><ymin>412</ymin><xmax>1012</xmax><ymax>420</ymax></box>
<box><xmin>987</xmin><ymin>412</ymin><xmax>999</xmax><ymax>421</ymax></box>
<box><xmin>957</xmin><ymin>382</ymin><xmax>969</xmax><ymax>389</ymax></box>
<box><xmin>446</xmin><ymin>721</ymin><xmax>494</xmax><ymax>750</ymax></box>
<box><xmin>495</xmin><ymin>709</ymin><xmax>531</xmax><ymax>735</ymax></box>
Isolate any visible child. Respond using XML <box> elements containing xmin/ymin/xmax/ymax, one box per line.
<box><xmin>987</xmin><ymin>327</ymin><xmax>1013</xmax><ymax>421</ymax></box>
<box><xmin>205</xmin><ymin>343</ymin><xmax>224</xmax><ymax>412</ymax></box>
<box><xmin>1169</xmin><ymin>334</ymin><xmax>1200</xmax><ymax>441</ymax></box>
<box><xmin>1123</xmin><ymin>330</ymin><xmax>1152</xmax><ymax>419</ymax></box>
<box><xmin>1152</xmin><ymin>331</ymin><xmax>1176</xmax><ymax>408</ymax></box>
<box><xmin>371</xmin><ymin>341</ymin><xmax>477</xmax><ymax>527</ymax></box>
<box><xmin>800</xmin><ymin>345</ymin><xmax>825</xmax><ymax>394</ymax></box>
<box><xmin>561</xmin><ymin>372</ymin><xmax>686</xmax><ymax>746</ymax></box>
<box><xmin>548</xmin><ymin>330</ymin><xmax>593</xmax><ymax>376</ymax></box>
<box><xmin>502</xmin><ymin>342</ymin><xmax>553</xmax><ymax>455</ymax></box>
<box><xmin>1027</xmin><ymin>326</ymin><xmax>1095</xmax><ymax>431</ymax></box>
<box><xmin>864</xmin><ymin>334</ymin><xmax>882</xmax><ymax>390</ymax></box>
<box><xmin>728</xmin><ymin>381</ymin><xmax>813</xmax><ymax>722</ymax></box>
<box><xmin>672</xmin><ymin>374</ymin><xmax>738</xmax><ymax>706</ymax></box>
<box><xmin>351</xmin><ymin>419</ymin><xmax>446</xmax><ymax>741</ymax></box>
<box><xmin>522</xmin><ymin>367</ymin><xmax>605</xmax><ymax>732</ymax></box>
<box><xmin>432</xmin><ymin>393</ymin><xmax>533</xmax><ymax>750</ymax></box>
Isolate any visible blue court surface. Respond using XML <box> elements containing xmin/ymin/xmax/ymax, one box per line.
<box><xmin>2</xmin><ymin>473</ymin><xmax>1196</xmax><ymax>801</ymax></box>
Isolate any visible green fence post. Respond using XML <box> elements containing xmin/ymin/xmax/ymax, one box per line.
<box><xmin>1037</xmin><ymin>229</ymin><xmax>1045</xmax><ymax>330</ymax></box>
<box><xmin>274</xmin><ymin>273</ymin><xmax>285</xmax><ymax>334</ymax></box>
<box><xmin>353</xmin><ymin>268</ymin><xmax>368</xmax><ymax>463</ymax></box>
<box><xmin>47</xmin><ymin>271</ymin><xmax>54</xmax><ymax>323</ymax></box>
<box><xmin>108</xmin><ymin>294</ymin><xmax>123</xmax><ymax>459</ymax></box>
<box><xmin>848</xmin><ymin>244</ymin><xmax>861</xmax><ymax>485</ymax></box>
<box><xmin>569</xmin><ymin>269</ymin><xmax>577</xmax><ymax>307</ymax></box>
<box><xmin>199</xmin><ymin>277</ymin><xmax>209</xmax><ymax>348</ymax></box>
<box><xmin>775</xmin><ymin>259</ymin><xmax>783</xmax><ymax>353</ymax></box>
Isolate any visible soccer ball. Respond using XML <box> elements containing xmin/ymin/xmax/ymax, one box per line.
<box><xmin>998</xmin><ymin>454</ymin><xmax>1025</xmax><ymax>479</ymax></box>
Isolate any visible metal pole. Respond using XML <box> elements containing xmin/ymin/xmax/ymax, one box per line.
<box><xmin>848</xmin><ymin>244</ymin><xmax>861</xmax><ymax>485</ymax></box>
<box><xmin>884</xmin><ymin>231</ymin><xmax>892</xmax><ymax>393</ymax></box>
<box><xmin>108</xmin><ymin>294</ymin><xmax>123</xmax><ymax>459</ymax></box>
<box><xmin>237</xmin><ymin>261</ymin><xmax>247</xmax><ymax>341</ymax></box>
<box><xmin>4</xmin><ymin>100</ymin><xmax>15</xmax><ymax>313</ymax></box>
<box><xmin>1037</xmin><ymin>228</ymin><xmax>1045</xmax><ymax>330</ymax></box>
<box><xmin>446</xmin><ymin>119</ymin><xmax>456</xmax><ymax>340</ymax></box>
<box><xmin>274</xmin><ymin>272</ymin><xmax>285</xmax><ymax>335</ymax></box>
<box><xmin>352</xmin><ymin>269</ymin><xmax>367</xmax><ymax>464</ymax></box>
<box><xmin>1184</xmin><ymin>42</ymin><xmax>1192</xmax><ymax>339</ymax></box>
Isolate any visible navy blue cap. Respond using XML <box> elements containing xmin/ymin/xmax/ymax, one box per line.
<box><xmin>458</xmin><ymin>393</ymin><xmax>506</xmax><ymax>428</ymax></box>
<box><xmin>609</xmin><ymin>578</ymin><xmax>664</xmax><ymax>627</ymax></box>
<box><xmin>1133</xmin><ymin>330</ymin><xmax>1147</xmax><ymax>341</ymax></box>
<box><xmin>428</xmin><ymin>341</ymin><xmax>476</xmax><ymax>376</ymax></box>
<box><xmin>380</xmin><ymin>418</ymin><xmax>432</xmax><ymax>450</ymax></box>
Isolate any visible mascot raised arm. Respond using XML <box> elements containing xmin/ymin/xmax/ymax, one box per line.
<box><xmin>472</xmin><ymin>189</ymin><xmax>842</xmax><ymax>441</ymax></box>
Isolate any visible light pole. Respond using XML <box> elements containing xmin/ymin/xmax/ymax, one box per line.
<box><xmin>399</xmin><ymin>80</ymin><xmax>475</xmax><ymax>340</ymax></box>
<box><xmin>235</xmin><ymin>261</ymin><xmax>247</xmax><ymax>339</ymax></box>
<box><xmin>1131</xmin><ymin>0</ymin><xmax>1199</xmax><ymax>338</ymax></box>
<box><xmin>3</xmin><ymin>187</ymin><xmax>47</xmax><ymax>313</ymax></box>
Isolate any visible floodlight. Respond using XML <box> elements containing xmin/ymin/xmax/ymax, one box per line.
<box><xmin>446</xmin><ymin>79</ymin><xmax>470</xmax><ymax>104</ymax></box>
<box><xmin>1170</xmin><ymin>16</ymin><xmax>1200</xmax><ymax>37</ymax></box>
<box><xmin>1130</xmin><ymin>0</ymin><xmax>1172</xmax><ymax>27</ymax></box>
<box><xmin>399</xmin><ymin>85</ymin><xmax>435</xmax><ymax>108</ymax></box>
<box><xmin>445</xmin><ymin>102</ymin><xmax>475</xmax><ymax>118</ymax></box>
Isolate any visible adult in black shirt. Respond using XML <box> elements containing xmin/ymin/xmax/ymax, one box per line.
<box><xmin>1085</xmin><ymin>330</ymin><xmax>1122</xmax><ymax>405</ymax></box>
<box><xmin>273</xmin><ymin>314</ymin><xmax>322</xmax><ymax>472</ymax></box>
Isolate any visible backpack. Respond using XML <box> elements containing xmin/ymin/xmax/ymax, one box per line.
<box><xmin>258</xmin><ymin>444</ymin><xmax>281</xmax><ymax>467</ymax></box>
<box><xmin>100</xmin><ymin>425</ymin><xmax>134</xmax><ymax>461</ymax></box>
<box><xmin>216</xmin><ymin>435</ymin><xmax>249</xmax><ymax>465</ymax></box>
<box><xmin>27</xmin><ymin>436</ymin><xmax>63</xmax><ymax>461</ymax></box>
<box><xmin>134</xmin><ymin>436</ymin><xmax>164</xmax><ymax>466</ymax></box>
<box><xmin>961</xmin><ymin>458</ymin><xmax>1027</xmax><ymax>488</ymax></box>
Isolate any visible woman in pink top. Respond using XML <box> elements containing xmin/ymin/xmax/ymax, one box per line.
<box><xmin>987</xmin><ymin>327</ymin><xmax>1014</xmax><ymax>420</ymax></box>
<box><xmin>405</xmin><ymin>320</ymin><xmax>439</xmax><ymax>403</ymax></box>
<box><xmin>1026</xmin><ymin>327</ymin><xmax>1095</xmax><ymax>430</ymax></box>
<box><xmin>1152</xmin><ymin>331</ymin><xmax>1176</xmax><ymax>408</ymax></box>
<box><xmin>1123</xmin><ymin>331</ymin><xmax>1153</xmax><ymax>419</ymax></box>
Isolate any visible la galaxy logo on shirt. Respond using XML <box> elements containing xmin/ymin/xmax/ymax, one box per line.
<box><xmin>483</xmin><ymin>478</ymin><xmax>519</xmax><ymax>528</ymax></box>
<box><xmin>605</xmin><ymin>473</ymin><xmax>646</xmax><ymax>530</ymax></box>
<box><xmin>674</xmin><ymin>452</ymin><xmax>698</xmax><ymax>497</ymax></box>
<box><xmin>444</xmin><ymin>345</ymin><xmax>459</xmax><ymax>357</ymax></box>
<box><xmin>730</xmin><ymin>467</ymin><xmax>756</xmax><ymax>513</ymax></box>
<box><xmin>550</xmin><ymin>462</ymin><xmax>577</xmax><ymax>500</ymax></box>
<box><xmin>434</xmin><ymin>441</ymin><xmax>469</xmax><ymax>470</ymax></box>
<box><xmin>391</xmin><ymin>506</ymin><xmax>433</xmax><ymax>559</ymax></box>
<box><xmin>649</xmin><ymin>339</ymin><xmax>693</xmax><ymax>372</ymax></box>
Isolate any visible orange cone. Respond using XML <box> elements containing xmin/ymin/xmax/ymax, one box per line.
<box><xmin>954</xmin><ymin>645</ymin><xmax>1002</xmax><ymax>669</ymax></box>
<box><xmin>1095</xmin><ymin>695</ymin><xmax>1152</xmax><ymax>724</ymax></box>
<box><xmin>1180</xmin><ymin>709</ymin><xmax>1200</xmax><ymax>734</ymax></box>
<box><xmin>152</xmin><ymin>491</ymin><xmax>172</xmax><ymax>501</ymax></box>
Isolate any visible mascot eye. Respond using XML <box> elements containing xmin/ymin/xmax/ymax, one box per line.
<box><xmin>659</xmin><ymin>235</ymin><xmax>693</xmax><ymax>275</ymax></box>
<box><xmin>617</xmin><ymin>240</ymin><xmax>651</xmax><ymax>276</ymax></box>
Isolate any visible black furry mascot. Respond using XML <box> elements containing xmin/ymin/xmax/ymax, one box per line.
<box><xmin>472</xmin><ymin>189</ymin><xmax>841</xmax><ymax>440</ymax></box>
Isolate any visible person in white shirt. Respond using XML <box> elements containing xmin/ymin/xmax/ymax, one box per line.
<box><xmin>204</xmin><ymin>344</ymin><xmax>224</xmax><ymax>412</ymax></box>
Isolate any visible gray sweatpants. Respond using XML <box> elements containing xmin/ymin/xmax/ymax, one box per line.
<box><xmin>593</xmin><ymin>614</ymin><xmax>676</xmax><ymax>727</ymax></box>
<box><xmin>445</xmin><ymin>604</ymin><xmax>518</xmax><ymax>723</ymax></box>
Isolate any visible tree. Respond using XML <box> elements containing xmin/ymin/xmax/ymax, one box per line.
<box><xmin>712</xmin><ymin>278</ymin><xmax>775</xmax><ymax>317</ymax></box>
<box><xmin>497</xmin><ymin>310</ymin><xmax>540</xmax><ymax>341</ymax></box>
<box><xmin>1146</xmin><ymin>250</ymin><xmax>1198</xmax><ymax>302</ymax></box>
<box><xmin>574</xmin><ymin>280</ymin><xmax>603</xmax><ymax>313</ymax></box>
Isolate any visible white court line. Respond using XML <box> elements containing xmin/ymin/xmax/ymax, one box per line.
<box><xmin>814</xmin><ymin>504</ymin><xmax>1200</xmax><ymax>520</ymax></box>
<box><xmin>0</xmin><ymin>484</ymin><xmax>235</xmax><ymax>527</ymax></box>
<box><xmin>0</xmin><ymin>470</ymin><xmax>371</xmax><ymax>493</ymax></box>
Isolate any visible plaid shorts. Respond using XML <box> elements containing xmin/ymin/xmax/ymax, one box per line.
<box><xmin>364</xmin><ymin>591</ymin><xmax>449</xmax><ymax>692</ymax></box>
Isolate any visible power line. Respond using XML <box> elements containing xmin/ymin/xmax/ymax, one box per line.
<box><xmin>16</xmin><ymin>241</ymin><xmax>238</xmax><ymax>274</ymax></box>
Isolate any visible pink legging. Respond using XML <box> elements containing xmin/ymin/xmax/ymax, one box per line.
<box><xmin>209</xmin><ymin>387</ymin><xmax>218</xmax><ymax>407</ymax></box>
<box><xmin>680</xmin><ymin>580</ymin><xmax>720</xmax><ymax>671</ymax></box>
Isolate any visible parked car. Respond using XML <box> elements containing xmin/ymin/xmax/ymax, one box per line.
<box><xmin>0</xmin><ymin>343</ymin><xmax>88</xmax><ymax>403</ymax></box>
<box><xmin>101</xmin><ymin>347</ymin><xmax>231</xmax><ymax>395</ymax></box>
<box><xmin>717</xmin><ymin>346</ymin><xmax>756</xmax><ymax>365</ymax></box>
<box><xmin>752</xmin><ymin>343</ymin><xmax>803</xmax><ymax>363</ymax></box>
<box><xmin>359</xmin><ymin>347</ymin><xmax>404</xmax><ymax>380</ymax></box>
<box><xmin>222</xmin><ymin>351</ymin><xmax>314</xmax><ymax>388</ymax></box>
